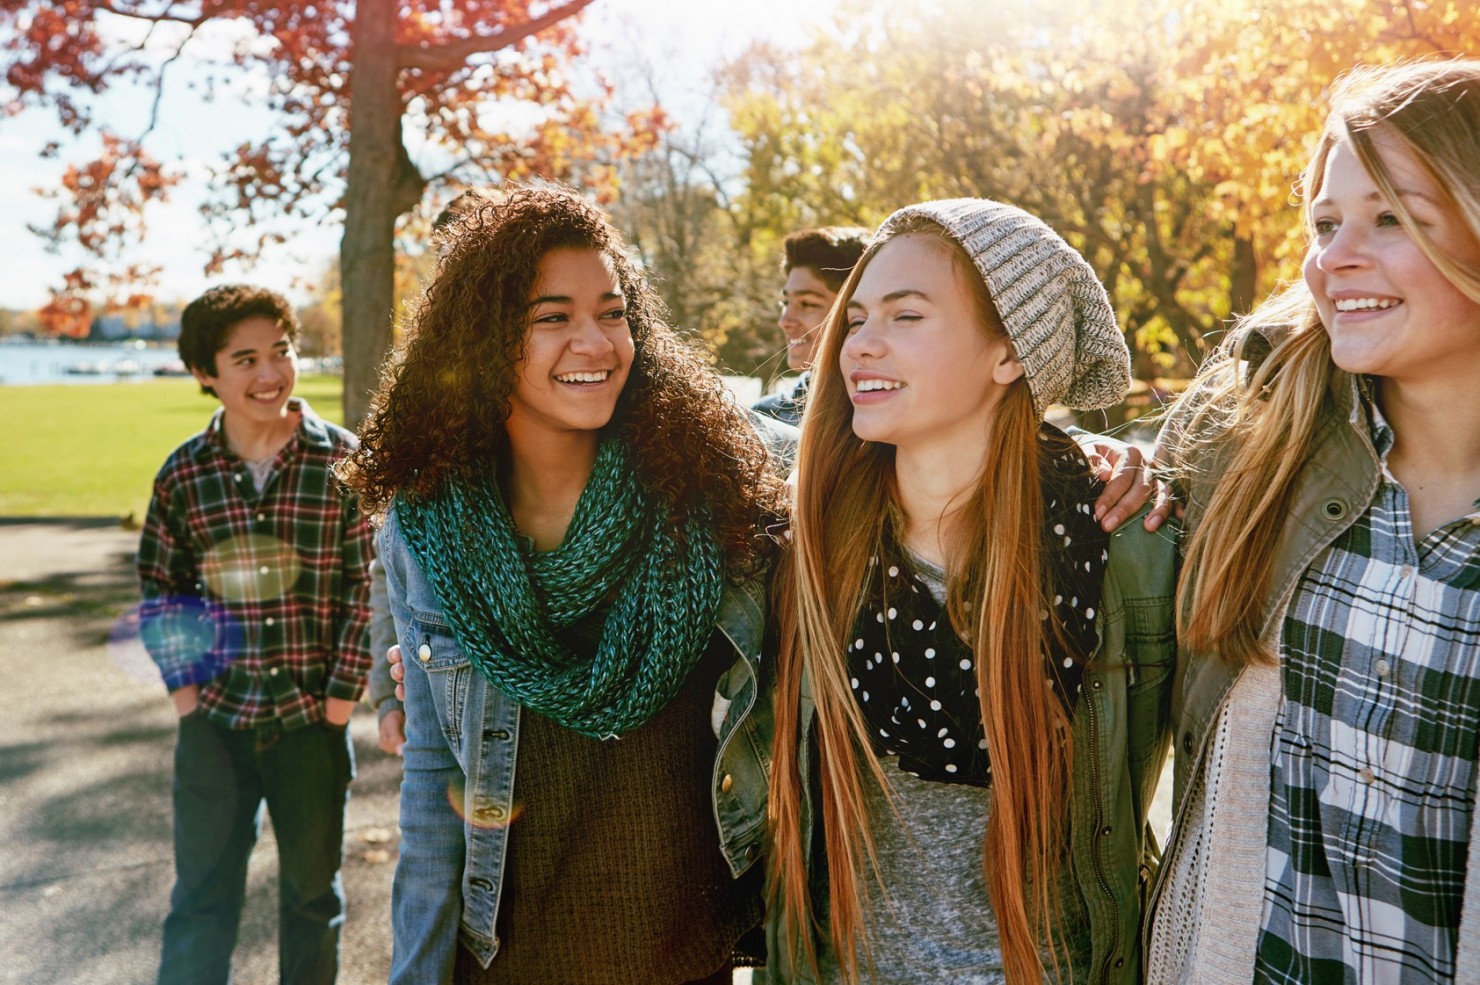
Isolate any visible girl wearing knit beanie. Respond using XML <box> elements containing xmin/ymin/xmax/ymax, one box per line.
<box><xmin>340</xmin><ymin>184</ymin><xmax>790</xmax><ymax>984</ymax></box>
<box><xmin>766</xmin><ymin>199</ymin><xmax>1177</xmax><ymax>984</ymax></box>
<box><xmin>1147</xmin><ymin>60</ymin><xmax>1480</xmax><ymax>985</ymax></box>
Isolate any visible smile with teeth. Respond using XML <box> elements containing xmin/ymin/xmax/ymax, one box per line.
<box><xmin>251</xmin><ymin>387</ymin><xmax>284</xmax><ymax>401</ymax></box>
<box><xmin>554</xmin><ymin>370</ymin><xmax>613</xmax><ymax>384</ymax></box>
<box><xmin>1333</xmin><ymin>297</ymin><xmax>1400</xmax><ymax>312</ymax></box>
<box><xmin>856</xmin><ymin>379</ymin><xmax>904</xmax><ymax>393</ymax></box>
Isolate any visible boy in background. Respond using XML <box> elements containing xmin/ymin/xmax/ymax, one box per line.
<box><xmin>137</xmin><ymin>283</ymin><xmax>373</xmax><ymax>985</ymax></box>
<box><xmin>752</xmin><ymin>226</ymin><xmax>869</xmax><ymax>425</ymax></box>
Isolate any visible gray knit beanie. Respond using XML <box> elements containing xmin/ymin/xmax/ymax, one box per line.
<box><xmin>875</xmin><ymin>198</ymin><xmax>1131</xmax><ymax>414</ymax></box>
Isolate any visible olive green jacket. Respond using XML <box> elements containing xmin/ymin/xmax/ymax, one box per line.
<box><xmin>1151</xmin><ymin>328</ymin><xmax>1379</xmax><ymax>852</ymax></box>
<box><xmin>1144</xmin><ymin>327</ymin><xmax>1480</xmax><ymax>982</ymax></box>
<box><xmin>767</xmin><ymin>508</ymin><xmax>1178</xmax><ymax>985</ymax></box>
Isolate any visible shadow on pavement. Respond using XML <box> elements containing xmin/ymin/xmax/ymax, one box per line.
<box><xmin>0</xmin><ymin>520</ymin><xmax>398</xmax><ymax>984</ymax></box>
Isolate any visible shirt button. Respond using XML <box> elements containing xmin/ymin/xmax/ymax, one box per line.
<box><xmin>1399</xmin><ymin>565</ymin><xmax>1414</xmax><ymax>580</ymax></box>
<box><xmin>256</xmin><ymin>512</ymin><xmax>266</xmax><ymax>522</ymax></box>
<box><xmin>265</xmin><ymin>617</ymin><xmax>275</xmax><ymax>627</ymax></box>
<box><xmin>259</xmin><ymin>565</ymin><xmax>270</xmax><ymax>575</ymax></box>
<box><xmin>1375</xmin><ymin>659</ymin><xmax>1391</xmax><ymax>678</ymax></box>
<box><xmin>1358</xmin><ymin>766</ymin><xmax>1376</xmax><ymax>784</ymax></box>
<box><xmin>418</xmin><ymin>644</ymin><xmax>432</xmax><ymax>662</ymax></box>
<box><xmin>269</xmin><ymin>667</ymin><xmax>280</xmax><ymax>677</ymax></box>
<box><xmin>721</xmin><ymin>774</ymin><xmax>734</xmax><ymax>794</ymax></box>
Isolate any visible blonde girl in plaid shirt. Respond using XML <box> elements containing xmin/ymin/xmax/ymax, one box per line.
<box><xmin>1148</xmin><ymin>60</ymin><xmax>1480</xmax><ymax>984</ymax></box>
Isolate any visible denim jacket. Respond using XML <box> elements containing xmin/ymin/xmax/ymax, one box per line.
<box><xmin>378</xmin><ymin>507</ymin><xmax>773</xmax><ymax>983</ymax></box>
<box><xmin>767</xmin><ymin>508</ymin><xmax>1178</xmax><ymax>985</ymax></box>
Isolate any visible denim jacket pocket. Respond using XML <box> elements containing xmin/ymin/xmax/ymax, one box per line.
<box><xmin>405</xmin><ymin>608</ymin><xmax>475</xmax><ymax>745</ymax></box>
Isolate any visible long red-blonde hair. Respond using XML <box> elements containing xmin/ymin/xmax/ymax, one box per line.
<box><xmin>768</xmin><ymin>216</ymin><xmax>1077</xmax><ymax>983</ymax></box>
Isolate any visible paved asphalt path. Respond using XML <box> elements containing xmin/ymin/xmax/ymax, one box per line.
<box><xmin>0</xmin><ymin>519</ymin><xmax>400</xmax><ymax>985</ymax></box>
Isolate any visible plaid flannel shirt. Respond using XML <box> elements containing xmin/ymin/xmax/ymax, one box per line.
<box><xmin>1257</xmin><ymin>395</ymin><xmax>1480</xmax><ymax>984</ymax></box>
<box><xmin>137</xmin><ymin>399</ymin><xmax>374</xmax><ymax>731</ymax></box>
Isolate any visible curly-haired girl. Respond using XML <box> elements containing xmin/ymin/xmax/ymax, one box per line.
<box><xmin>341</xmin><ymin>184</ymin><xmax>790</xmax><ymax>985</ymax></box>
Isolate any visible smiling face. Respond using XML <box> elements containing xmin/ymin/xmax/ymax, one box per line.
<box><xmin>778</xmin><ymin>266</ymin><xmax>837</xmax><ymax>371</ymax></box>
<box><xmin>191</xmin><ymin>315</ymin><xmax>298</xmax><ymax>428</ymax></box>
<box><xmin>1304</xmin><ymin>130</ymin><xmax>1480</xmax><ymax>390</ymax></box>
<box><xmin>838</xmin><ymin>233</ymin><xmax>1022</xmax><ymax>453</ymax></box>
<box><xmin>504</xmin><ymin>247</ymin><xmax>635</xmax><ymax>448</ymax></box>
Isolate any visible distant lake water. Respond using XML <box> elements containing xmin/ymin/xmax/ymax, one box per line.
<box><xmin>0</xmin><ymin>341</ymin><xmax>344</xmax><ymax>386</ymax></box>
<box><xmin>0</xmin><ymin>340</ymin><xmax>187</xmax><ymax>385</ymax></box>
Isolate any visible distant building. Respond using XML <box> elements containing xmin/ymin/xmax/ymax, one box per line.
<box><xmin>88</xmin><ymin>314</ymin><xmax>129</xmax><ymax>341</ymax></box>
<box><xmin>87</xmin><ymin>310</ymin><xmax>182</xmax><ymax>342</ymax></box>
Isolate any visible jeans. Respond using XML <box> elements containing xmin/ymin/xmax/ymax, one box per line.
<box><xmin>158</xmin><ymin>712</ymin><xmax>354</xmax><ymax>985</ymax></box>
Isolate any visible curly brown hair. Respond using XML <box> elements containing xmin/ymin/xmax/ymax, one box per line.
<box><xmin>340</xmin><ymin>184</ymin><xmax>787</xmax><ymax>576</ymax></box>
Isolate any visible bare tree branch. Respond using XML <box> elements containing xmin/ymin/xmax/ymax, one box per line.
<box><xmin>94</xmin><ymin>0</ymin><xmax>207</xmax><ymax>27</ymax></box>
<box><xmin>1394</xmin><ymin>0</ymin><xmax>1444</xmax><ymax>51</ymax></box>
<box><xmin>396</xmin><ymin>0</ymin><xmax>597</xmax><ymax>72</ymax></box>
<box><xmin>139</xmin><ymin>29</ymin><xmax>196</xmax><ymax>141</ymax></box>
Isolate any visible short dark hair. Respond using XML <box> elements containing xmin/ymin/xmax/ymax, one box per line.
<box><xmin>432</xmin><ymin>187</ymin><xmax>498</xmax><ymax>234</ymax></box>
<box><xmin>781</xmin><ymin>226</ymin><xmax>870</xmax><ymax>292</ymax></box>
<box><xmin>178</xmin><ymin>284</ymin><xmax>299</xmax><ymax>396</ymax></box>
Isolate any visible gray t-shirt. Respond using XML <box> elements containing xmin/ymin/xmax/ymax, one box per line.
<box><xmin>816</xmin><ymin>552</ymin><xmax>1090</xmax><ymax>984</ymax></box>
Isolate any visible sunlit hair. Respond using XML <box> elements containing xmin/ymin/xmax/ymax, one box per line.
<box><xmin>340</xmin><ymin>183</ymin><xmax>786</xmax><ymax>576</ymax></box>
<box><xmin>1171</xmin><ymin>58</ymin><xmax>1480</xmax><ymax>667</ymax></box>
<box><xmin>768</xmin><ymin>215</ymin><xmax>1077</xmax><ymax>983</ymax></box>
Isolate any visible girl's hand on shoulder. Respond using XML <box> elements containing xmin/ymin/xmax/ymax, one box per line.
<box><xmin>1081</xmin><ymin>437</ymin><xmax>1175</xmax><ymax>533</ymax></box>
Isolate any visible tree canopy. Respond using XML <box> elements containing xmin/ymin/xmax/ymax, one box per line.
<box><xmin>716</xmin><ymin>0</ymin><xmax>1479</xmax><ymax>386</ymax></box>
<box><xmin>5</xmin><ymin>0</ymin><xmax>663</xmax><ymax>421</ymax></box>
<box><xmin>9</xmin><ymin>0</ymin><xmax>1479</xmax><ymax>418</ymax></box>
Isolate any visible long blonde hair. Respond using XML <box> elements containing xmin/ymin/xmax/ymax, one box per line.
<box><xmin>768</xmin><ymin>216</ymin><xmax>1077</xmax><ymax>983</ymax></box>
<box><xmin>1173</xmin><ymin>59</ymin><xmax>1480</xmax><ymax>666</ymax></box>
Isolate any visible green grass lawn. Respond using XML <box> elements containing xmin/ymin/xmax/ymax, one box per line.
<box><xmin>0</xmin><ymin>375</ymin><xmax>345</xmax><ymax>518</ymax></box>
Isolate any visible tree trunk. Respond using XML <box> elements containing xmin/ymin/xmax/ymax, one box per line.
<box><xmin>340</xmin><ymin>0</ymin><xmax>422</xmax><ymax>427</ymax></box>
<box><xmin>1229</xmin><ymin>228</ymin><xmax>1258</xmax><ymax>321</ymax></box>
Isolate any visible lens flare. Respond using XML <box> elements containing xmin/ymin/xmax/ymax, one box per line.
<box><xmin>201</xmin><ymin>534</ymin><xmax>302</xmax><ymax>603</ymax></box>
<box><xmin>106</xmin><ymin>605</ymin><xmax>165</xmax><ymax>687</ymax></box>
<box><xmin>445</xmin><ymin>776</ymin><xmax>522</xmax><ymax>830</ymax></box>
<box><xmin>130</xmin><ymin>594</ymin><xmax>222</xmax><ymax>683</ymax></box>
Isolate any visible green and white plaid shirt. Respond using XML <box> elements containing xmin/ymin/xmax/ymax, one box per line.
<box><xmin>1257</xmin><ymin>393</ymin><xmax>1480</xmax><ymax>984</ymax></box>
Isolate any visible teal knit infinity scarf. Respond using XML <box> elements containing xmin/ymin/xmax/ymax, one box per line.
<box><xmin>395</xmin><ymin>437</ymin><xmax>724</xmax><ymax>739</ymax></box>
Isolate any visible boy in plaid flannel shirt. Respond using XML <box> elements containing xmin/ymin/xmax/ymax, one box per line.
<box><xmin>137</xmin><ymin>284</ymin><xmax>373</xmax><ymax>985</ymax></box>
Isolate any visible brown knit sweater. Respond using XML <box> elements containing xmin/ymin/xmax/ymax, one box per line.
<box><xmin>453</xmin><ymin>624</ymin><xmax>762</xmax><ymax>985</ymax></box>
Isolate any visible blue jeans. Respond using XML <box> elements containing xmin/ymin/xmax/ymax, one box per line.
<box><xmin>158</xmin><ymin>712</ymin><xmax>354</xmax><ymax>985</ymax></box>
